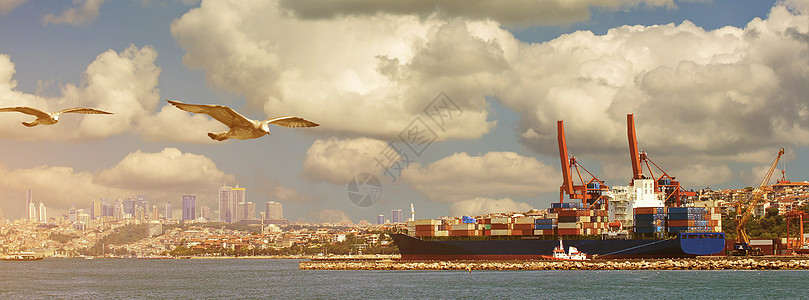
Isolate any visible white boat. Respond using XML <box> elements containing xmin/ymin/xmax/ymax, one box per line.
<box><xmin>549</xmin><ymin>240</ymin><xmax>588</xmax><ymax>261</ymax></box>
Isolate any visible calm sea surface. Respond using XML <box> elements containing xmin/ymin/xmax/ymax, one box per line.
<box><xmin>1</xmin><ymin>258</ymin><xmax>809</xmax><ymax>299</ymax></box>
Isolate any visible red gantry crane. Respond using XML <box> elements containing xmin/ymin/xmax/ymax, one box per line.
<box><xmin>626</xmin><ymin>114</ymin><xmax>695</xmax><ymax>207</ymax></box>
<box><xmin>557</xmin><ymin>120</ymin><xmax>611</xmax><ymax>208</ymax></box>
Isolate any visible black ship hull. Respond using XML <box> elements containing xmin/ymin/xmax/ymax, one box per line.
<box><xmin>391</xmin><ymin>233</ymin><xmax>724</xmax><ymax>260</ymax></box>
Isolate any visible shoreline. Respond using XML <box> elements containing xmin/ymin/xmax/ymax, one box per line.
<box><xmin>299</xmin><ymin>256</ymin><xmax>809</xmax><ymax>270</ymax></box>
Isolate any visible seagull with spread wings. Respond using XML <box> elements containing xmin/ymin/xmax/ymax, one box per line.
<box><xmin>166</xmin><ymin>100</ymin><xmax>319</xmax><ymax>141</ymax></box>
<box><xmin>0</xmin><ymin>106</ymin><xmax>113</xmax><ymax>127</ymax></box>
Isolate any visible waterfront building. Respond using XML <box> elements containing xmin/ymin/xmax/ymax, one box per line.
<box><xmin>377</xmin><ymin>214</ymin><xmax>384</xmax><ymax>225</ymax></box>
<box><xmin>392</xmin><ymin>209</ymin><xmax>402</xmax><ymax>223</ymax></box>
<box><xmin>182</xmin><ymin>195</ymin><xmax>196</xmax><ymax>221</ymax></box>
<box><xmin>38</xmin><ymin>201</ymin><xmax>46</xmax><ymax>222</ymax></box>
<box><xmin>265</xmin><ymin>201</ymin><xmax>283</xmax><ymax>219</ymax></box>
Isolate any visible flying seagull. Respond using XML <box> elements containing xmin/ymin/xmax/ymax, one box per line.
<box><xmin>0</xmin><ymin>106</ymin><xmax>113</xmax><ymax>127</ymax></box>
<box><xmin>166</xmin><ymin>100</ymin><xmax>319</xmax><ymax>141</ymax></box>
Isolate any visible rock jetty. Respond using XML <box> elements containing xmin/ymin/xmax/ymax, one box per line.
<box><xmin>300</xmin><ymin>258</ymin><xmax>809</xmax><ymax>271</ymax></box>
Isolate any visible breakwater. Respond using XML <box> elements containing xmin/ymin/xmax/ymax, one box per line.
<box><xmin>300</xmin><ymin>257</ymin><xmax>809</xmax><ymax>270</ymax></box>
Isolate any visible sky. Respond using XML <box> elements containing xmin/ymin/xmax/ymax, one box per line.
<box><xmin>1</xmin><ymin>0</ymin><xmax>808</xmax><ymax>223</ymax></box>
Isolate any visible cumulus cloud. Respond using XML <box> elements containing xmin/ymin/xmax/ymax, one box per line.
<box><xmin>96</xmin><ymin>148</ymin><xmax>233</xmax><ymax>191</ymax></box>
<box><xmin>449</xmin><ymin>197</ymin><xmax>533</xmax><ymax>217</ymax></box>
<box><xmin>136</xmin><ymin>103</ymin><xmax>224</xmax><ymax>144</ymax></box>
<box><xmin>42</xmin><ymin>0</ymin><xmax>106</xmax><ymax>26</ymax></box>
<box><xmin>303</xmin><ymin>137</ymin><xmax>398</xmax><ymax>184</ymax></box>
<box><xmin>308</xmin><ymin>209</ymin><xmax>352</xmax><ymax>224</ymax></box>
<box><xmin>278</xmin><ymin>0</ymin><xmax>674</xmax><ymax>26</ymax></box>
<box><xmin>0</xmin><ymin>0</ymin><xmax>27</xmax><ymax>16</ymax></box>
<box><xmin>400</xmin><ymin>152</ymin><xmax>558</xmax><ymax>202</ymax></box>
<box><xmin>0</xmin><ymin>45</ymin><xmax>161</xmax><ymax>141</ymax></box>
<box><xmin>671</xmin><ymin>164</ymin><xmax>734</xmax><ymax>188</ymax></box>
<box><xmin>0</xmin><ymin>148</ymin><xmax>234</xmax><ymax>219</ymax></box>
<box><xmin>171</xmin><ymin>1</ymin><xmax>495</xmax><ymax>141</ymax></box>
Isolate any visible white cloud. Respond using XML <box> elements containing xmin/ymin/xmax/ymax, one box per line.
<box><xmin>278</xmin><ymin>0</ymin><xmax>675</xmax><ymax>26</ymax></box>
<box><xmin>302</xmin><ymin>137</ymin><xmax>397</xmax><ymax>184</ymax></box>
<box><xmin>400</xmin><ymin>152</ymin><xmax>558</xmax><ymax>202</ymax></box>
<box><xmin>96</xmin><ymin>148</ymin><xmax>232</xmax><ymax>191</ymax></box>
<box><xmin>0</xmin><ymin>0</ymin><xmax>27</xmax><ymax>16</ymax></box>
<box><xmin>671</xmin><ymin>164</ymin><xmax>734</xmax><ymax>189</ymax></box>
<box><xmin>171</xmin><ymin>1</ymin><xmax>496</xmax><ymax>141</ymax></box>
<box><xmin>0</xmin><ymin>148</ymin><xmax>235</xmax><ymax>219</ymax></box>
<box><xmin>449</xmin><ymin>197</ymin><xmax>533</xmax><ymax>217</ymax></box>
<box><xmin>42</xmin><ymin>0</ymin><xmax>106</xmax><ymax>27</ymax></box>
<box><xmin>136</xmin><ymin>103</ymin><xmax>224</xmax><ymax>144</ymax></box>
<box><xmin>0</xmin><ymin>45</ymin><xmax>161</xmax><ymax>141</ymax></box>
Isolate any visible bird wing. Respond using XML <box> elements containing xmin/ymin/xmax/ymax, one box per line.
<box><xmin>167</xmin><ymin>100</ymin><xmax>253</xmax><ymax>127</ymax></box>
<box><xmin>58</xmin><ymin>108</ymin><xmax>114</xmax><ymax>115</ymax></box>
<box><xmin>264</xmin><ymin>116</ymin><xmax>320</xmax><ymax>128</ymax></box>
<box><xmin>0</xmin><ymin>106</ymin><xmax>50</xmax><ymax>118</ymax></box>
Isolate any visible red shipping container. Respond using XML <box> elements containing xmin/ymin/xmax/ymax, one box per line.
<box><xmin>558</xmin><ymin>228</ymin><xmax>582</xmax><ymax>235</ymax></box>
<box><xmin>668</xmin><ymin>220</ymin><xmax>694</xmax><ymax>227</ymax></box>
<box><xmin>414</xmin><ymin>230</ymin><xmax>435</xmax><ymax>237</ymax></box>
<box><xmin>557</xmin><ymin>210</ymin><xmax>591</xmax><ymax>217</ymax></box>
<box><xmin>513</xmin><ymin>224</ymin><xmax>533</xmax><ymax>230</ymax></box>
<box><xmin>491</xmin><ymin>224</ymin><xmax>512</xmax><ymax>230</ymax></box>
<box><xmin>482</xmin><ymin>230</ymin><xmax>491</xmax><ymax>236</ymax></box>
<box><xmin>415</xmin><ymin>225</ymin><xmax>438</xmax><ymax>231</ymax></box>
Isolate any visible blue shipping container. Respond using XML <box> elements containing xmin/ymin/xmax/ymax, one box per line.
<box><xmin>534</xmin><ymin>218</ymin><xmax>556</xmax><ymax>225</ymax></box>
<box><xmin>534</xmin><ymin>224</ymin><xmax>556</xmax><ymax>230</ymax></box>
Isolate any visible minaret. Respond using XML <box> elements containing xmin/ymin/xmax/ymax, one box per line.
<box><xmin>410</xmin><ymin>203</ymin><xmax>415</xmax><ymax>221</ymax></box>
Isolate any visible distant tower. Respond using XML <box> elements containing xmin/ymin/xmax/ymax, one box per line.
<box><xmin>200</xmin><ymin>206</ymin><xmax>210</xmax><ymax>221</ymax></box>
<box><xmin>165</xmin><ymin>201</ymin><xmax>173</xmax><ymax>220</ymax></box>
<box><xmin>69</xmin><ymin>203</ymin><xmax>77</xmax><ymax>223</ymax></box>
<box><xmin>26</xmin><ymin>189</ymin><xmax>36</xmax><ymax>220</ymax></box>
<box><xmin>265</xmin><ymin>201</ymin><xmax>283</xmax><ymax>219</ymax></box>
<box><xmin>219</xmin><ymin>184</ymin><xmax>233</xmax><ymax>223</ymax></box>
<box><xmin>392</xmin><ymin>209</ymin><xmax>402</xmax><ymax>223</ymax></box>
<box><xmin>151</xmin><ymin>205</ymin><xmax>159</xmax><ymax>220</ymax></box>
<box><xmin>182</xmin><ymin>195</ymin><xmax>196</xmax><ymax>221</ymax></box>
<box><xmin>232</xmin><ymin>185</ymin><xmax>246</xmax><ymax>222</ymax></box>
<box><xmin>377</xmin><ymin>214</ymin><xmax>385</xmax><ymax>225</ymax></box>
<box><xmin>410</xmin><ymin>203</ymin><xmax>415</xmax><ymax>221</ymax></box>
<box><xmin>38</xmin><ymin>201</ymin><xmax>46</xmax><ymax>222</ymax></box>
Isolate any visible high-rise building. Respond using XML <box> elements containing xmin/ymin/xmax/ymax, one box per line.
<box><xmin>233</xmin><ymin>186</ymin><xmax>246</xmax><ymax>222</ymax></box>
<box><xmin>101</xmin><ymin>198</ymin><xmax>113</xmax><ymax>217</ymax></box>
<box><xmin>123</xmin><ymin>197</ymin><xmax>135</xmax><ymax>216</ymax></box>
<box><xmin>151</xmin><ymin>205</ymin><xmax>159</xmax><ymax>220</ymax></box>
<box><xmin>165</xmin><ymin>201</ymin><xmax>173</xmax><ymax>220</ymax></box>
<box><xmin>115</xmin><ymin>199</ymin><xmax>124</xmax><ymax>220</ymax></box>
<box><xmin>182</xmin><ymin>195</ymin><xmax>196</xmax><ymax>221</ymax></box>
<box><xmin>200</xmin><ymin>206</ymin><xmax>210</xmax><ymax>221</ymax></box>
<box><xmin>26</xmin><ymin>189</ymin><xmax>36</xmax><ymax>220</ymax></box>
<box><xmin>69</xmin><ymin>203</ymin><xmax>77</xmax><ymax>223</ymax></box>
<box><xmin>245</xmin><ymin>202</ymin><xmax>255</xmax><ymax>220</ymax></box>
<box><xmin>392</xmin><ymin>209</ymin><xmax>402</xmax><ymax>223</ymax></box>
<box><xmin>136</xmin><ymin>195</ymin><xmax>149</xmax><ymax>215</ymax></box>
<box><xmin>38</xmin><ymin>201</ymin><xmax>46</xmax><ymax>222</ymax></box>
<box><xmin>265</xmin><ymin>201</ymin><xmax>283</xmax><ymax>219</ymax></box>
<box><xmin>135</xmin><ymin>206</ymin><xmax>146</xmax><ymax>223</ymax></box>
<box><xmin>219</xmin><ymin>185</ymin><xmax>233</xmax><ymax>223</ymax></box>
<box><xmin>377</xmin><ymin>214</ymin><xmax>384</xmax><ymax>225</ymax></box>
<box><xmin>91</xmin><ymin>201</ymin><xmax>102</xmax><ymax>219</ymax></box>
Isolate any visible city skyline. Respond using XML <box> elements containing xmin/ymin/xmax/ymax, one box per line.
<box><xmin>2</xmin><ymin>0</ymin><xmax>809</xmax><ymax>223</ymax></box>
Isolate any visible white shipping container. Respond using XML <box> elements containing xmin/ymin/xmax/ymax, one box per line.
<box><xmin>711</xmin><ymin>213</ymin><xmax>721</xmax><ymax>220</ymax></box>
<box><xmin>414</xmin><ymin>219</ymin><xmax>441</xmax><ymax>226</ymax></box>
<box><xmin>451</xmin><ymin>223</ymin><xmax>477</xmax><ymax>231</ymax></box>
<box><xmin>557</xmin><ymin>222</ymin><xmax>580</xmax><ymax>229</ymax></box>
<box><xmin>750</xmin><ymin>239</ymin><xmax>773</xmax><ymax>246</ymax></box>
<box><xmin>491</xmin><ymin>229</ymin><xmax>512</xmax><ymax>235</ymax></box>
<box><xmin>546</xmin><ymin>213</ymin><xmax>558</xmax><ymax>219</ymax></box>
<box><xmin>435</xmin><ymin>230</ymin><xmax>449</xmax><ymax>237</ymax></box>
<box><xmin>514</xmin><ymin>217</ymin><xmax>535</xmax><ymax>224</ymax></box>
<box><xmin>491</xmin><ymin>217</ymin><xmax>511</xmax><ymax>224</ymax></box>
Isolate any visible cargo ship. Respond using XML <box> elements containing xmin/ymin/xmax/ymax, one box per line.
<box><xmin>392</xmin><ymin>203</ymin><xmax>726</xmax><ymax>260</ymax></box>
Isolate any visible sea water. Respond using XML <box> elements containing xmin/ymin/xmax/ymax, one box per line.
<box><xmin>1</xmin><ymin>258</ymin><xmax>808</xmax><ymax>299</ymax></box>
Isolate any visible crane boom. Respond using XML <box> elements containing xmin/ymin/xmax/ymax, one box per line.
<box><xmin>627</xmin><ymin>114</ymin><xmax>643</xmax><ymax>180</ymax></box>
<box><xmin>734</xmin><ymin>148</ymin><xmax>785</xmax><ymax>255</ymax></box>
<box><xmin>557</xmin><ymin>120</ymin><xmax>574</xmax><ymax>198</ymax></box>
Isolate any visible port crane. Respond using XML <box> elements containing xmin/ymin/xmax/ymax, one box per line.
<box><xmin>557</xmin><ymin>120</ymin><xmax>611</xmax><ymax>208</ymax></box>
<box><xmin>732</xmin><ymin>148</ymin><xmax>785</xmax><ymax>256</ymax></box>
<box><xmin>626</xmin><ymin>114</ymin><xmax>695</xmax><ymax>206</ymax></box>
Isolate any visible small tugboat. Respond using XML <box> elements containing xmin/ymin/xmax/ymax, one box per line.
<box><xmin>542</xmin><ymin>240</ymin><xmax>588</xmax><ymax>261</ymax></box>
<box><xmin>1</xmin><ymin>252</ymin><xmax>43</xmax><ymax>261</ymax></box>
